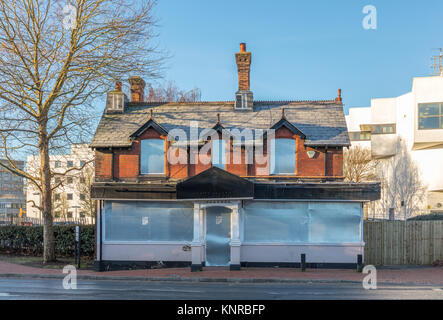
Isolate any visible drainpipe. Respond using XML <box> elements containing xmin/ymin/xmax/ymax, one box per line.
<box><xmin>324</xmin><ymin>146</ymin><xmax>328</xmax><ymax>176</ymax></box>
<box><xmin>110</xmin><ymin>148</ymin><xmax>114</xmax><ymax>181</ymax></box>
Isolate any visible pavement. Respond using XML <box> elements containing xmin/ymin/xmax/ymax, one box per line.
<box><xmin>0</xmin><ymin>260</ymin><xmax>443</xmax><ymax>285</ymax></box>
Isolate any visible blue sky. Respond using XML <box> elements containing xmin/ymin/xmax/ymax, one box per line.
<box><xmin>153</xmin><ymin>0</ymin><xmax>443</xmax><ymax>113</ymax></box>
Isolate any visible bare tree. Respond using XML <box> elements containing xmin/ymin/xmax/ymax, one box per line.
<box><xmin>374</xmin><ymin>138</ymin><xmax>427</xmax><ymax>220</ymax></box>
<box><xmin>343</xmin><ymin>145</ymin><xmax>379</xmax><ymax>182</ymax></box>
<box><xmin>0</xmin><ymin>0</ymin><xmax>165</xmax><ymax>262</ymax></box>
<box><xmin>53</xmin><ymin>192</ymin><xmax>70</xmax><ymax>219</ymax></box>
<box><xmin>146</xmin><ymin>81</ymin><xmax>201</xmax><ymax>103</ymax></box>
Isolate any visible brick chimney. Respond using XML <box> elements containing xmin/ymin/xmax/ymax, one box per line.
<box><xmin>129</xmin><ymin>76</ymin><xmax>146</xmax><ymax>102</ymax></box>
<box><xmin>234</xmin><ymin>43</ymin><xmax>253</xmax><ymax>110</ymax></box>
<box><xmin>236</xmin><ymin>43</ymin><xmax>252</xmax><ymax>91</ymax></box>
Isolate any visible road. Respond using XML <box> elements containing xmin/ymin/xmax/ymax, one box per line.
<box><xmin>0</xmin><ymin>278</ymin><xmax>442</xmax><ymax>300</ymax></box>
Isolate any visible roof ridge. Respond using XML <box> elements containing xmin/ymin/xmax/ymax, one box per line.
<box><xmin>126</xmin><ymin>99</ymin><xmax>338</xmax><ymax>107</ymax></box>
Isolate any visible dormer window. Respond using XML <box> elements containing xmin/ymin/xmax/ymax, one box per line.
<box><xmin>140</xmin><ymin>139</ymin><xmax>165</xmax><ymax>174</ymax></box>
<box><xmin>211</xmin><ymin>139</ymin><xmax>226</xmax><ymax>170</ymax></box>
<box><xmin>270</xmin><ymin>138</ymin><xmax>295</xmax><ymax>175</ymax></box>
<box><xmin>105</xmin><ymin>82</ymin><xmax>126</xmax><ymax>114</ymax></box>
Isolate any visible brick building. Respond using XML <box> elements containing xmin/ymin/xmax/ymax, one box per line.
<box><xmin>90</xmin><ymin>44</ymin><xmax>380</xmax><ymax>271</ymax></box>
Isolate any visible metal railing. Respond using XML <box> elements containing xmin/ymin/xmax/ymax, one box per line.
<box><xmin>0</xmin><ymin>216</ymin><xmax>94</xmax><ymax>226</ymax></box>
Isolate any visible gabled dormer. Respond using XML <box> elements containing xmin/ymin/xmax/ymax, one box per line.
<box><xmin>130</xmin><ymin>110</ymin><xmax>168</xmax><ymax>139</ymax></box>
<box><xmin>270</xmin><ymin>111</ymin><xmax>306</xmax><ymax>139</ymax></box>
<box><xmin>130</xmin><ymin>110</ymin><xmax>169</xmax><ymax>177</ymax></box>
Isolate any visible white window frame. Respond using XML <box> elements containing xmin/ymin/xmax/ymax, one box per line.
<box><xmin>140</xmin><ymin>139</ymin><xmax>166</xmax><ymax>175</ymax></box>
<box><xmin>270</xmin><ymin>138</ymin><xmax>296</xmax><ymax>175</ymax></box>
<box><xmin>211</xmin><ymin>139</ymin><xmax>226</xmax><ymax>170</ymax></box>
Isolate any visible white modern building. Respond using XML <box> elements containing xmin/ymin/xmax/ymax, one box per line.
<box><xmin>346</xmin><ymin>75</ymin><xmax>443</xmax><ymax>216</ymax></box>
<box><xmin>0</xmin><ymin>159</ymin><xmax>26</xmax><ymax>221</ymax></box>
<box><xmin>26</xmin><ymin>144</ymin><xmax>95</xmax><ymax>223</ymax></box>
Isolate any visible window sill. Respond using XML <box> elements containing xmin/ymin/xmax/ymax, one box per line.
<box><xmin>138</xmin><ymin>174</ymin><xmax>167</xmax><ymax>181</ymax></box>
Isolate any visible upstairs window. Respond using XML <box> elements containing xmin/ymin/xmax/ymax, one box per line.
<box><xmin>350</xmin><ymin>132</ymin><xmax>371</xmax><ymax>141</ymax></box>
<box><xmin>371</xmin><ymin>124</ymin><xmax>396</xmax><ymax>134</ymax></box>
<box><xmin>211</xmin><ymin>139</ymin><xmax>226</xmax><ymax>170</ymax></box>
<box><xmin>419</xmin><ymin>103</ymin><xmax>443</xmax><ymax>129</ymax></box>
<box><xmin>140</xmin><ymin>139</ymin><xmax>165</xmax><ymax>174</ymax></box>
<box><xmin>270</xmin><ymin>138</ymin><xmax>296</xmax><ymax>175</ymax></box>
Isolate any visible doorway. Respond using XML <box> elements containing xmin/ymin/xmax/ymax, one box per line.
<box><xmin>205</xmin><ymin>206</ymin><xmax>231</xmax><ymax>266</ymax></box>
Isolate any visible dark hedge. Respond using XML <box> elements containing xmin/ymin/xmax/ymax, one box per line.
<box><xmin>408</xmin><ymin>214</ymin><xmax>443</xmax><ymax>221</ymax></box>
<box><xmin>0</xmin><ymin>225</ymin><xmax>94</xmax><ymax>258</ymax></box>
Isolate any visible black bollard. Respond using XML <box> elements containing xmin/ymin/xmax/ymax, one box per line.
<box><xmin>357</xmin><ymin>254</ymin><xmax>363</xmax><ymax>273</ymax></box>
<box><xmin>301</xmin><ymin>253</ymin><xmax>306</xmax><ymax>272</ymax></box>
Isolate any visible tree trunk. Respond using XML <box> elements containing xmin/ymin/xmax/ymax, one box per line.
<box><xmin>39</xmin><ymin>122</ymin><xmax>55</xmax><ymax>263</ymax></box>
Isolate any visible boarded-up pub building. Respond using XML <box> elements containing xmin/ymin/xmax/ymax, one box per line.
<box><xmin>90</xmin><ymin>44</ymin><xmax>380</xmax><ymax>271</ymax></box>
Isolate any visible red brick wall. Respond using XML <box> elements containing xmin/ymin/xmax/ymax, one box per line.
<box><xmin>225</xmin><ymin>141</ymin><xmax>248</xmax><ymax>176</ymax></box>
<box><xmin>94</xmin><ymin>126</ymin><xmax>344</xmax><ymax>181</ymax></box>
<box><xmin>189</xmin><ymin>144</ymin><xmax>211</xmax><ymax>176</ymax></box>
<box><xmin>112</xmin><ymin>128</ymin><xmax>167</xmax><ymax>180</ymax></box>
<box><xmin>246</xmin><ymin>127</ymin><xmax>343</xmax><ymax>177</ymax></box>
<box><xmin>332</xmin><ymin>149</ymin><xmax>343</xmax><ymax>176</ymax></box>
<box><xmin>168</xmin><ymin>146</ymin><xmax>188</xmax><ymax>179</ymax></box>
<box><xmin>297</xmin><ymin>146</ymin><xmax>326</xmax><ymax>177</ymax></box>
<box><xmin>95</xmin><ymin>150</ymin><xmax>112</xmax><ymax>181</ymax></box>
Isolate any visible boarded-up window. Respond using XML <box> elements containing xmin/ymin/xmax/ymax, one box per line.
<box><xmin>104</xmin><ymin>201</ymin><xmax>193</xmax><ymax>242</ymax></box>
<box><xmin>244</xmin><ymin>202</ymin><xmax>309</xmax><ymax>242</ymax></box>
<box><xmin>243</xmin><ymin>201</ymin><xmax>361</xmax><ymax>243</ymax></box>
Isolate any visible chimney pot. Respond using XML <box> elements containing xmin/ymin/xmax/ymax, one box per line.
<box><xmin>335</xmin><ymin>88</ymin><xmax>342</xmax><ymax>103</ymax></box>
<box><xmin>240</xmin><ymin>43</ymin><xmax>246</xmax><ymax>53</ymax></box>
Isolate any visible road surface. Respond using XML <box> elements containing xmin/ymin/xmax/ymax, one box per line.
<box><xmin>0</xmin><ymin>278</ymin><xmax>442</xmax><ymax>300</ymax></box>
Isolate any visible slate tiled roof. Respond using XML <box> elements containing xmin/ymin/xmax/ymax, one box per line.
<box><xmin>90</xmin><ymin>100</ymin><xmax>350</xmax><ymax>148</ymax></box>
